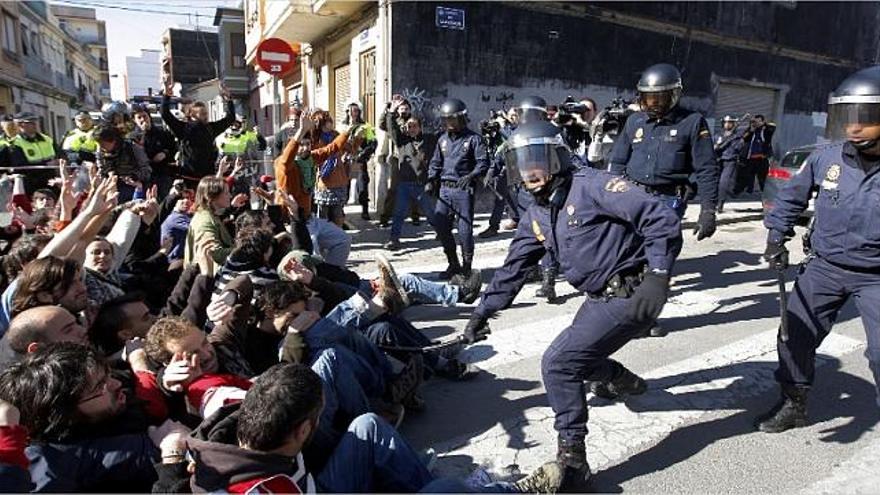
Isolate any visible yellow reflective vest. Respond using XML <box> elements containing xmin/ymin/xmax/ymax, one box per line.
<box><xmin>218</xmin><ymin>133</ymin><xmax>249</xmax><ymax>154</ymax></box>
<box><xmin>62</xmin><ymin>128</ymin><xmax>98</xmax><ymax>153</ymax></box>
<box><xmin>13</xmin><ymin>134</ymin><xmax>56</xmax><ymax>164</ymax></box>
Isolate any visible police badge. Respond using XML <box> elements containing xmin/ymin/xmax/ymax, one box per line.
<box><xmin>633</xmin><ymin>127</ymin><xmax>644</xmax><ymax>143</ymax></box>
<box><xmin>821</xmin><ymin>164</ymin><xmax>841</xmax><ymax>190</ymax></box>
<box><xmin>604</xmin><ymin>177</ymin><xmax>630</xmax><ymax>193</ymax></box>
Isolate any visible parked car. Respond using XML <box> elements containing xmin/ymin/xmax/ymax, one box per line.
<box><xmin>762</xmin><ymin>144</ymin><xmax>818</xmax><ymax>213</ymax></box>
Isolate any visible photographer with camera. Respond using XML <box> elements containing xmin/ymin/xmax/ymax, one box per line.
<box><xmin>588</xmin><ymin>98</ymin><xmax>638</xmax><ymax>169</ymax></box>
<box><xmin>554</xmin><ymin>97</ymin><xmax>595</xmax><ymax>163</ymax></box>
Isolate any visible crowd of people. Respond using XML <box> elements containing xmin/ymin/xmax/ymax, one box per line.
<box><xmin>0</xmin><ymin>77</ymin><xmax>574</xmax><ymax>492</ymax></box>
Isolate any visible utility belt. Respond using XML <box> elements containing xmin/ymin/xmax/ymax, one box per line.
<box><xmin>635</xmin><ymin>182</ymin><xmax>688</xmax><ymax>199</ymax></box>
<box><xmin>587</xmin><ymin>265</ymin><xmax>646</xmax><ymax>300</ymax></box>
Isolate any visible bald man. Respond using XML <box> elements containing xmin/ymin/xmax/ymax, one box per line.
<box><xmin>0</xmin><ymin>306</ymin><xmax>87</xmax><ymax>370</ymax></box>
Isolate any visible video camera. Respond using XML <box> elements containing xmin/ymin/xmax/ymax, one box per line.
<box><xmin>595</xmin><ymin>97</ymin><xmax>634</xmax><ymax>137</ymax></box>
<box><xmin>555</xmin><ymin>96</ymin><xmax>588</xmax><ymax>127</ymax></box>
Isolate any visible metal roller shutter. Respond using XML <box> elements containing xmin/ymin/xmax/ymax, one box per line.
<box><xmin>334</xmin><ymin>63</ymin><xmax>351</xmax><ymax>125</ymax></box>
<box><xmin>714</xmin><ymin>82</ymin><xmax>778</xmax><ymax>134</ymax></box>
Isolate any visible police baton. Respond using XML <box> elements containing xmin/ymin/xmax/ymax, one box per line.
<box><xmin>775</xmin><ymin>262</ymin><xmax>789</xmax><ymax>343</ymax></box>
<box><xmin>434</xmin><ymin>193</ymin><xmax>466</xmax><ymax>220</ymax></box>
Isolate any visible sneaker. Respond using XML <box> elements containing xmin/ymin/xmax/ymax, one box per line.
<box><xmin>376</xmin><ymin>254</ymin><xmax>409</xmax><ymax>311</ymax></box>
<box><xmin>501</xmin><ymin>219</ymin><xmax>518</xmax><ymax>231</ymax></box>
<box><xmin>451</xmin><ymin>269</ymin><xmax>483</xmax><ymax>304</ymax></box>
<box><xmin>477</xmin><ymin>226</ymin><xmax>499</xmax><ymax>239</ymax></box>
<box><xmin>512</xmin><ymin>461</ymin><xmax>565</xmax><ymax>493</ymax></box>
<box><xmin>384</xmin><ymin>239</ymin><xmax>401</xmax><ymax>251</ymax></box>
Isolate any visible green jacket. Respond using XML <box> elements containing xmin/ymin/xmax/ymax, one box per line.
<box><xmin>184</xmin><ymin>209</ymin><xmax>233</xmax><ymax>266</ymax></box>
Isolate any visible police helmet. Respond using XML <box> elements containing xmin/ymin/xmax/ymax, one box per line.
<box><xmin>826</xmin><ymin>65</ymin><xmax>880</xmax><ymax>148</ymax></box>
<box><xmin>438</xmin><ymin>98</ymin><xmax>468</xmax><ymax>131</ymax></box>
<box><xmin>101</xmin><ymin>101</ymin><xmax>130</xmax><ymax>123</ymax></box>
<box><xmin>503</xmin><ymin>120</ymin><xmax>572</xmax><ymax>192</ymax></box>
<box><xmin>722</xmin><ymin>115</ymin><xmax>737</xmax><ymax>123</ymax></box>
<box><xmin>516</xmin><ymin>96</ymin><xmax>548</xmax><ymax>124</ymax></box>
<box><xmin>636</xmin><ymin>63</ymin><xmax>683</xmax><ymax>119</ymax></box>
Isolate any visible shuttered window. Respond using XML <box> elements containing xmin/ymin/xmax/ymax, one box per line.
<box><xmin>714</xmin><ymin>82</ymin><xmax>779</xmax><ymax>132</ymax></box>
<box><xmin>334</xmin><ymin>63</ymin><xmax>351</xmax><ymax>125</ymax></box>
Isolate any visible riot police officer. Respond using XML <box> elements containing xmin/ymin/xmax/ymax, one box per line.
<box><xmin>714</xmin><ymin>114</ymin><xmax>747</xmax><ymax>213</ymax></box>
<box><xmin>608</xmin><ymin>63</ymin><xmax>721</xmax><ymax>337</ymax></box>
<box><xmin>426</xmin><ymin>98</ymin><xmax>490</xmax><ymax>279</ymax></box>
<box><xmin>462</xmin><ymin>121</ymin><xmax>682</xmax><ymax>490</ymax></box>
<box><xmin>757</xmin><ymin>65</ymin><xmax>880</xmax><ymax>432</ymax></box>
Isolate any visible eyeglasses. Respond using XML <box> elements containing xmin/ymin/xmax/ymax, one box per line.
<box><xmin>78</xmin><ymin>375</ymin><xmax>110</xmax><ymax>404</ymax></box>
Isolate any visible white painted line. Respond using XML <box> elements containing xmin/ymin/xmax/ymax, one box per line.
<box><xmin>434</xmin><ymin>329</ymin><xmax>864</xmax><ymax>478</ymax></box>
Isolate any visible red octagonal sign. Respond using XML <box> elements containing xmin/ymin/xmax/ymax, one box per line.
<box><xmin>256</xmin><ymin>38</ymin><xmax>296</xmax><ymax>75</ymax></box>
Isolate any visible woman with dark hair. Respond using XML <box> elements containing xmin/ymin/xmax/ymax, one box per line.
<box><xmin>183</xmin><ymin>176</ymin><xmax>241</xmax><ymax>266</ymax></box>
<box><xmin>312</xmin><ymin>110</ymin><xmax>360</xmax><ymax>227</ymax></box>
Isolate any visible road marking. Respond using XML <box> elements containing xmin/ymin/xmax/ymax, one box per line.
<box><xmin>802</xmin><ymin>436</ymin><xmax>880</xmax><ymax>494</ymax></box>
<box><xmin>434</xmin><ymin>329</ymin><xmax>864</xmax><ymax>478</ymax></box>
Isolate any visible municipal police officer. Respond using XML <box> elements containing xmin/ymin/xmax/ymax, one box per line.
<box><xmin>426</xmin><ymin>98</ymin><xmax>490</xmax><ymax>279</ymax></box>
<box><xmin>608</xmin><ymin>63</ymin><xmax>721</xmax><ymax>337</ymax></box>
<box><xmin>714</xmin><ymin>114</ymin><xmax>747</xmax><ymax>212</ymax></box>
<box><xmin>61</xmin><ymin>111</ymin><xmax>98</xmax><ymax>164</ymax></box>
<box><xmin>757</xmin><ymin>66</ymin><xmax>880</xmax><ymax>432</ymax></box>
<box><xmin>462</xmin><ymin>121</ymin><xmax>681</xmax><ymax>490</ymax></box>
<box><xmin>10</xmin><ymin>112</ymin><xmax>61</xmax><ymax>193</ymax></box>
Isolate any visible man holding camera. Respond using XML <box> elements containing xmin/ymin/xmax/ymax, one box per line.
<box><xmin>608</xmin><ymin>63</ymin><xmax>721</xmax><ymax>337</ymax></box>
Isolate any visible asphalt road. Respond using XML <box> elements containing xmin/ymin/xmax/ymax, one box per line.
<box><xmin>343</xmin><ymin>197</ymin><xmax>879</xmax><ymax>493</ymax></box>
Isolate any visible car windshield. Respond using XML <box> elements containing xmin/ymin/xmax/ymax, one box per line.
<box><xmin>780</xmin><ymin>151</ymin><xmax>812</xmax><ymax>169</ymax></box>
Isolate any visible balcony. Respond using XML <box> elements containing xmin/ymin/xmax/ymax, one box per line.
<box><xmin>259</xmin><ymin>0</ymin><xmax>369</xmax><ymax>47</ymax></box>
<box><xmin>54</xmin><ymin>71</ymin><xmax>78</xmax><ymax>96</ymax></box>
<box><xmin>23</xmin><ymin>57</ymin><xmax>53</xmax><ymax>86</ymax></box>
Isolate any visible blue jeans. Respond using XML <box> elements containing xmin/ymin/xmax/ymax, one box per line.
<box><xmin>357</xmin><ymin>273</ymin><xmax>459</xmax><ymax>307</ymax></box>
<box><xmin>317</xmin><ymin>413</ymin><xmax>435</xmax><ymax>492</ymax></box>
<box><xmin>307</xmin><ymin>217</ymin><xmax>351</xmax><ymax>267</ymax></box>
<box><xmin>391</xmin><ymin>182</ymin><xmax>436</xmax><ymax>240</ymax></box>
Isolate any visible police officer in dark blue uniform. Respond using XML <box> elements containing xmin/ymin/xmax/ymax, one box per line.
<box><xmin>462</xmin><ymin>121</ymin><xmax>682</xmax><ymax>489</ymax></box>
<box><xmin>426</xmin><ymin>98</ymin><xmax>490</xmax><ymax>279</ymax></box>
<box><xmin>608</xmin><ymin>63</ymin><xmax>721</xmax><ymax>337</ymax></box>
<box><xmin>757</xmin><ymin>66</ymin><xmax>880</xmax><ymax>432</ymax></box>
<box><xmin>714</xmin><ymin>114</ymin><xmax>748</xmax><ymax>213</ymax></box>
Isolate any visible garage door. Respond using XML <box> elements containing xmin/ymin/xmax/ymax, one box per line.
<box><xmin>714</xmin><ymin>82</ymin><xmax>778</xmax><ymax>132</ymax></box>
<box><xmin>334</xmin><ymin>63</ymin><xmax>351</xmax><ymax>125</ymax></box>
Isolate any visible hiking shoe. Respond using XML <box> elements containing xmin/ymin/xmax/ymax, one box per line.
<box><xmin>512</xmin><ymin>461</ymin><xmax>565</xmax><ymax>493</ymax></box>
<box><xmin>376</xmin><ymin>253</ymin><xmax>409</xmax><ymax>312</ymax></box>
<box><xmin>452</xmin><ymin>269</ymin><xmax>483</xmax><ymax>304</ymax></box>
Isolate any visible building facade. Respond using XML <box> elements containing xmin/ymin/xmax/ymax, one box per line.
<box><xmin>0</xmin><ymin>1</ymin><xmax>110</xmax><ymax>140</ymax></box>
<box><xmin>124</xmin><ymin>49</ymin><xmax>161</xmax><ymax>100</ymax></box>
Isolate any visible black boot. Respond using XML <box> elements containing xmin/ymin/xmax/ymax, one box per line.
<box><xmin>556</xmin><ymin>437</ymin><xmax>592</xmax><ymax>492</ymax></box>
<box><xmin>462</xmin><ymin>253</ymin><xmax>474</xmax><ymax>277</ymax></box>
<box><xmin>590</xmin><ymin>365</ymin><xmax>647</xmax><ymax>401</ymax></box>
<box><xmin>757</xmin><ymin>384</ymin><xmax>809</xmax><ymax>433</ymax></box>
<box><xmin>535</xmin><ymin>267</ymin><xmax>558</xmax><ymax>302</ymax></box>
<box><xmin>440</xmin><ymin>249</ymin><xmax>462</xmax><ymax>280</ymax></box>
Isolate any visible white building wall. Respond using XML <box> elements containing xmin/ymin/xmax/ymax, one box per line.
<box><xmin>125</xmin><ymin>50</ymin><xmax>161</xmax><ymax>98</ymax></box>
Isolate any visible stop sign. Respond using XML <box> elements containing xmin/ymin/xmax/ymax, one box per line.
<box><xmin>256</xmin><ymin>38</ymin><xmax>296</xmax><ymax>75</ymax></box>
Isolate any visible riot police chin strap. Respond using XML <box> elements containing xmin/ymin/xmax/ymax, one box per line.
<box><xmin>851</xmin><ymin>138</ymin><xmax>880</xmax><ymax>153</ymax></box>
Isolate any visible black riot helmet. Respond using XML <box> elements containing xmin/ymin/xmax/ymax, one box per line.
<box><xmin>504</xmin><ymin>120</ymin><xmax>572</xmax><ymax>199</ymax></box>
<box><xmin>826</xmin><ymin>65</ymin><xmax>880</xmax><ymax>151</ymax></box>
<box><xmin>438</xmin><ymin>98</ymin><xmax>468</xmax><ymax>133</ymax></box>
<box><xmin>515</xmin><ymin>95</ymin><xmax>548</xmax><ymax>124</ymax></box>
<box><xmin>637</xmin><ymin>63</ymin><xmax>683</xmax><ymax>119</ymax></box>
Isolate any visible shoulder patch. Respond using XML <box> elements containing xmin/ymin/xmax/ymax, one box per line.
<box><xmin>604</xmin><ymin>176</ymin><xmax>630</xmax><ymax>193</ymax></box>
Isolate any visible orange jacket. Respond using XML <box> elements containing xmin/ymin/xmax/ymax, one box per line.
<box><xmin>274</xmin><ymin>131</ymin><xmax>350</xmax><ymax>217</ymax></box>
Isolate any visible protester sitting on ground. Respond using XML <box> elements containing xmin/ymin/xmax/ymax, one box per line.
<box><xmin>183</xmin><ymin>176</ymin><xmax>248</xmax><ymax>266</ymax></box>
<box><xmin>0</xmin><ymin>342</ymin><xmax>191</xmax><ymax>492</ymax></box>
<box><xmin>89</xmin><ymin>292</ymin><xmax>156</xmax><ymax>358</ymax></box>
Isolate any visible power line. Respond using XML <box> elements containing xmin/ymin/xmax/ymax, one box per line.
<box><xmin>51</xmin><ymin>0</ymin><xmax>215</xmax><ymax>18</ymax></box>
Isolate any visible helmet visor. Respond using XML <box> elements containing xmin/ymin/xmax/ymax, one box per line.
<box><xmin>503</xmin><ymin>136</ymin><xmax>568</xmax><ymax>186</ymax></box>
<box><xmin>826</xmin><ymin>102</ymin><xmax>880</xmax><ymax>141</ymax></box>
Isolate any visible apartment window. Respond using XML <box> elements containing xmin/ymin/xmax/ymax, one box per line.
<box><xmin>2</xmin><ymin>14</ymin><xmax>15</xmax><ymax>53</ymax></box>
<box><xmin>20</xmin><ymin>25</ymin><xmax>27</xmax><ymax>56</ymax></box>
<box><xmin>230</xmin><ymin>33</ymin><xmax>245</xmax><ymax>69</ymax></box>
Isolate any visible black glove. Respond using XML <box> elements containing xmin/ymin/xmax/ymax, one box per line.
<box><xmin>424</xmin><ymin>180</ymin><xmax>438</xmax><ymax>197</ymax></box>
<box><xmin>693</xmin><ymin>209</ymin><xmax>717</xmax><ymax>241</ymax></box>
<box><xmin>628</xmin><ymin>272</ymin><xmax>670</xmax><ymax>322</ymax></box>
<box><xmin>456</xmin><ymin>172</ymin><xmax>478</xmax><ymax>190</ymax></box>
<box><xmin>463</xmin><ymin>314</ymin><xmax>491</xmax><ymax>344</ymax></box>
<box><xmin>763</xmin><ymin>242</ymin><xmax>789</xmax><ymax>271</ymax></box>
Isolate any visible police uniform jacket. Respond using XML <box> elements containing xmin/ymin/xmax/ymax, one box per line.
<box><xmin>608</xmin><ymin>107</ymin><xmax>720</xmax><ymax>208</ymax></box>
<box><xmin>10</xmin><ymin>133</ymin><xmax>59</xmax><ymax>167</ymax></box>
<box><xmin>765</xmin><ymin>141</ymin><xmax>880</xmax><ymax>271</ymax></box>
<box><xmin>427</xmin><ymin>127</ymin><xmax>490</xmax><ymax>182</ymax></box>
<box><xmin>715</xmin><ymin>131</ymin><xmax>745</xmax><ymax>163</ymax></box>
<box><xmin>475</xmin><ymin>168</ymin><xmax>682</xmax><ymax>318</ymax></box>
